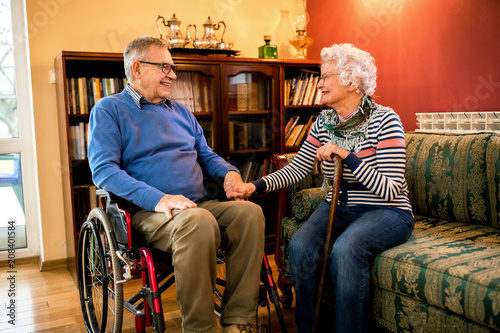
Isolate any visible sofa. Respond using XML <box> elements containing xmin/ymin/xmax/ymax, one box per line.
<box><xmin>270</xmin><ymin>131</ymin><xmax>500</xmax><ymax>332</ymax></box>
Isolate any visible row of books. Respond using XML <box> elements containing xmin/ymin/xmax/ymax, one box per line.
<box><xmin>67</xmin><ymin>77</ymin><xmax>127</xmax><ymax>115</ymax></box>
<box><xmin>285</xmin><ymin>69</ymin><xmax>323</xmax><ymax>106</ymax></box>
<box><xmin>229</xmin><ymin>119</ymin><xmax>270</xmax><ymax>151</ymax></box>
<box><xmin>285</xmin><ymin>114</ymin><xmax>317</xmax><ymax>147</ymax></box>
<box><xmin>238</xmin><ymin>159</ymin><xmax>271</xmax><ymax>183</ymax></box>
<box><xmin>170</xmin><ymin>72</ymin><xmax>213</xmax><ymax>113</ymax></box>
<box><xmin>228</xmin><ymin>74</ymin><xmax>271</xmax><ymax>112</ymax></box>
<box><xmin>73</xmin><ymin>184</ymin><xmax>98</xmax><ymax>227</ymax></box>
<box><xmin>70</xmin><ymin>122</ymin><xmax>88</xmax><ymax>160</ymax></box>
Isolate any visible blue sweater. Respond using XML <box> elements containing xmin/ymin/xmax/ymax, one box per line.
<box><xmin>88</xmin><ymin>89</ymin><xmax>238</xmax><ymax>212</ymax></box>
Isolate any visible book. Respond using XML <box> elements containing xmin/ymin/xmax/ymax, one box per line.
<box><xmin>287</xmin><ymin>124</ymin><xmax>303</xmax><ymax>147</ymax></box>
<box><xmin>305</xmin><ymin>75</ymin><xmax>319</xmax><ymax>105</ymax></box>
<box><xmin>300</xmin><ymin>72</ymin><xmax>314</xmax><ymax>105</ymax></box>
<box><xmin>240</xmin><ymin>161</ymin><xmax>253</xmax><ymax>182</ymax></box>
<box><xmin>248</xmin><ymin>162</ymin><xmax>259</xmax><ymax>182</ymax></box>
<box><xmin>66</xmin><ymin>78</ymin><xmax>74</xmax><ymax>114</ymax></box>
<box><xmin>248</xmin><ymin>81</ymin><xmax>260</xmax><ymax>111</ymax></box>
<box><xmin>314</xmin><ymin>84</ymin><xmax>323</xmax><ymax>105</ymax></box>
<box><xmin>294</xmin><ymin>115</ymin><xmax>315</xmax><ymax>146</ymax></box>
<box><xmin>284</xmin><ymin>116</ymin><xmax>300</xmax><ymax>142</ymax></box>
<box><xmin>237</xmin><ymin>83</ymin><xmax>249</xmax><ymax>111</ymax></box>
<box><xmin>292</xmin><ymin>73</ymin><xmax>305</xmax><ymax>106</ymax></box>
<box><xmin>202</xmin><ymin>76</ymin><xmax>211</xmax><ymax>112</ymax></box>
<box><xmin>192</xmin><ymin>72</ymin><xmax>203</xmax><ymax>113</ymax></box>
<box><xmin>228</xmin><ymin>121</ymin><xmax>234</xmax><ymax>151</ymax></box>
<box><xmin>77</xmin><ymin>77</ymin><xmax>86</xmax><ymax>114</ymax></box>
<box><xmin>284</xmin><ymin>116</ymin><xmax>299</xmax><ymax>135</ymax></box>
<box><xmin>288</xmin><ymin>78</ymin><xmax>295</xmax><ymax>105</ymax></box>
<box><xmin>234</xmin><ymin>122</ymin><xmax>247</xmax><ymax>150</ymax></box>
<box><xmin>92</xmin><ymin>78</ymin><xmax>101</xmax><ymax>105</ymax></box>
<box><xmin>260</xmin><ymin>118</ymin><xmax>268</xmax><ymax>149</ymax></box>
<box><xmin>86</xmin><ymin>77</ymin><xmax>94</xmax><ymax>110</ymax></box>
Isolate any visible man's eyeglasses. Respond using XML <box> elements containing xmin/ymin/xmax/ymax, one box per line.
<box><xmin>319</xmin><ymin>73</ymin><xmax>340</xmax><ymax>81</ymax></box>
<box><xmin>139</xmin><ymin>61</ymin><xmax>177</xmax><ymax>75</ymax></box>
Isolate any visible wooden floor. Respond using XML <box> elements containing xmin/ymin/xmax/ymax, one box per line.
<box><xmin>0</xmin><ymin>256</ymin><xmax>297</xmax><ymax>333</ymax></box>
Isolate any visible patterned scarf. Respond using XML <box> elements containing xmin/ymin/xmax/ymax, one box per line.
<box><xmin>320</xmin><ymin>94</ymin><xmax>375</xmax><ymax>154</ymax></box>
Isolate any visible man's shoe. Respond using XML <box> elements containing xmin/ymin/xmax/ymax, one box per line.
<box><xmin>222</xmin><ymin>324</ymin><xmax>258</xmax><ymax>333</ymax></box>
<box><xmin>237</xmin><ymin>324</ymin><xmax>257</xmax><ymax>333</ymax></box>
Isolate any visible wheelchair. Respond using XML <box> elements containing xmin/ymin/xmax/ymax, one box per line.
<box><xmin>77</xmin><ymin>189</ymin><xmax>287</xmax><ymax>333</ymax></box>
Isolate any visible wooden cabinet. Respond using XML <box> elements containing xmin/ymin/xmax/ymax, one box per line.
<box><xmin>55</xmin><ymin>52</ymin><xmax>127</xmax><ymax>281</ymax></box>
<box><xmin>221</xmin><ymin>63</ymin><xmax>281</xmax><ymax>246</ymax></box>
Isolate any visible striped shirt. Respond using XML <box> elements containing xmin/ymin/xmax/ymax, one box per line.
<box><xmin>254</xmin><ymin>103</ymin><xmax>413</xmax><ymax>215</ymax></box>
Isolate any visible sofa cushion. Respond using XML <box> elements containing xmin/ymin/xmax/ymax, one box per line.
<box><xmin>372</xmin><ymin>286</ymin><xmax>492</xmax><ymax>332</ymax></box>
<box><xmin>280</xmin><ymin>215</ymin><xmax>306</xmax><ymax>277</ymax></box>
<box><xmin>371</xmin><ymin>215</ymin><xmax>500</xmax><ymax>331</ymax></box>
<box><xmin>486</xmin><ymin>135</ymin><xmax>500</xmax><ymax>229</ymax></box>
<box><xmin>292</xmin><ymin>187</ymin><xmax>330</xmax><ymax>220</ymax></box>
<box><xmin>405</xmin><ymin>132</ymin><xmax>492</xmax><ymax>226</ymax></box>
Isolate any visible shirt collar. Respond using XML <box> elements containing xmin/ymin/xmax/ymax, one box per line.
<box><xmin>125</xmin><ymin>84</ymin><xmax>173</xmax><ymax>110</ymax></box>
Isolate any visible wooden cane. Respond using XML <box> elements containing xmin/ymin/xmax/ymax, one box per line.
<box><xmin>311</xmin><ymin>154</ymin><xmax>343</xmax><ymax>333</ymax></box>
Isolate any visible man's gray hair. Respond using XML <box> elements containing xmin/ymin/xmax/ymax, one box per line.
<box><xmin>123</xmin><ymin>36</ymin><xmax>169</xmax><ymax>82</ymax></box>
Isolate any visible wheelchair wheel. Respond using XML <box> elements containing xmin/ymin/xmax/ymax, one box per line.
<box><xmin>214</xmin><ymin>248</ymin><xmax>226</xmax><ymax>317</ymax></box>
<box><xmin>78</xmin><ymin>208</ymin><xmax>123</xmax><ymax>333</ymax></box>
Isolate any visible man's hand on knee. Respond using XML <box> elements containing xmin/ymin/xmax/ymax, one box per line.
<box><xmin>155</xmin><ymin>194</ymin><xmax>197</xmax><ymax>220</ymax></box>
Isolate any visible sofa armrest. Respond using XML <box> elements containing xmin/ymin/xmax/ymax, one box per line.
<box><xmin>292</xmin><ymin>187</ymin><xmax>330</xmax><ymax>220</ymax></box>
<box><xmin>270</xmin><ymin>153</ymin><xmax>296</xmax><ymax>272</ymax></box>
<box><xmin>270</xmin><ymin>153</ymin><xmax>295</xmax><ymax>222</ymax></box>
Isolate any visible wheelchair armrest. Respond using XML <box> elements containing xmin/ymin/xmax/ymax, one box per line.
<box><xmin>96</xmin><ymin>189</ymin><xmax>122</xmax><ymax>206</ymax></box>
<box><xmin>95</xmin><ymin>189</ymin><xmax>132</xmax><ymax>247</ymax></box>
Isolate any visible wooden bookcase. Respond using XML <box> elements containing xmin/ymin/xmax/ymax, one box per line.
<box><xmin>54</xmin><ymin>51</ymin><xmax>320</xmax><ymax>280</ymax></box>
<box><xmin>281</xmin><ymin>60</ymin><xmax>323</xmax><ymax>153</ymax></box>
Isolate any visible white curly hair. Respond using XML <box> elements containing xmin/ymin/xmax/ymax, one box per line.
<box><xmin>320</xmin><ymin>43</ymin><xmax>377</xmax><ymax>96</ymax></box>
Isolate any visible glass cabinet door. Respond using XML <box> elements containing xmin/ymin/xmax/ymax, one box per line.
<box><xmin>221</xmin><ymin>64</ymin><xmax>279</xmax><ymax>184</ymax></box>
<box><xmin>222</xmin><ymin>65</ymin><xmax>279</xmax><ymax>156</ymax></box>
<box><xmin>227</xmin><ymin>72</ymin><xmax>272</xmax><ymax>153</ymax></box>
<box><xmin>169</xmin><ymin>63</ymin><xmax>220</xmax><ymax>152</ymax></box>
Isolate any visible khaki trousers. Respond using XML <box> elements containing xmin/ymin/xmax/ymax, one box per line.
<box><xmin>132</xmin><ymin>200</ymin><xmax>265</xmax><ymax>333</ymax></box>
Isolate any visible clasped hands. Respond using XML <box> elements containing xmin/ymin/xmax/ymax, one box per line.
<box><xmin>154</xmin><ymin>142</ymin><xmax>349</xmax><ymax>219</ymax></box>
<box><xmin>224</xmin><ymin>143</ymin><xmax>348</xmax><ymax>201</ymax></box>
<box><xmin>155</xmin><ymin>171</ymin><xmax>255</xmax><ymax>220</ymax></box>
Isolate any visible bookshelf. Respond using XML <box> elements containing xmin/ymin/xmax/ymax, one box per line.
<box><xmin>281</xmin><ymin>60</ymin><xmax>323</xmax><ymax>152</ymax></box>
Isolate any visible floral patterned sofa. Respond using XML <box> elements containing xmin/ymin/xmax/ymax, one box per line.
<box><xmin>270</xmin><ymin>132</ymin><xmax>500</xmax><ymax>332</ymax></box>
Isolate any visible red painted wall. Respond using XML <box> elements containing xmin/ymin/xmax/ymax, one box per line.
<box><xmin>306</xmin><ymin>0</ymin><xmax>500</xmax><ymax>131</ymax></box>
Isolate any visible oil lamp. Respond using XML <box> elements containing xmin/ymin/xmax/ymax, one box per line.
<box><xmin>289</xmin><ymin>0</ymin><xmax>313</xmax><ymax>59</ymax></box>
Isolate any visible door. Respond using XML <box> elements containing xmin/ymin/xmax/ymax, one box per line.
<box><xmin>0</xmin><ymin>0</ymin><xmax>41</xmax><ymax>260</ymax></box>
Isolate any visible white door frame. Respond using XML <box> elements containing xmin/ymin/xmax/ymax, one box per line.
<box><xmin>0</xmin><ymin>0</ymin><xmax>42</xmax><ymax>262</ymax></box>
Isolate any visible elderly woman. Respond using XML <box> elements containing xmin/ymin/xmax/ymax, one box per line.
<box><xmin>228</xmin><ymin>43</ymin><xmax>414</xmax><ymax>332</ymax></box>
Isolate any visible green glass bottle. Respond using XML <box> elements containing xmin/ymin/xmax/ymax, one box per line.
<box><xmin>258</xmin><ymin>35</ymin><xmax>278</xmax><ymax>59</ymax></box>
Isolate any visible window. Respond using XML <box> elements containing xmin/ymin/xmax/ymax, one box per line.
<box><xmin>0</xmin><ymin>0</ymin><xmax>41</xmax><ymax>259</ymax></box>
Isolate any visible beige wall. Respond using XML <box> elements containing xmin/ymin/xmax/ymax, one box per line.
<box><xmin>26</xmin><ymin>0</ymin><xmax>299</xmax><ymax>263</ymax></box>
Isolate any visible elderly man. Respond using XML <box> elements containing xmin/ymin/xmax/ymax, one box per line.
<box><xmin>88</xmin><ymin>36</ymin><xmax>264</xmax><ymax>333</ymax></box>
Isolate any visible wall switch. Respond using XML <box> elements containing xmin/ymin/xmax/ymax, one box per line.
<box><xmin>50</xmin><ymin>70</ymin><xmax>56</xmax><ymax>84</ymax></box>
